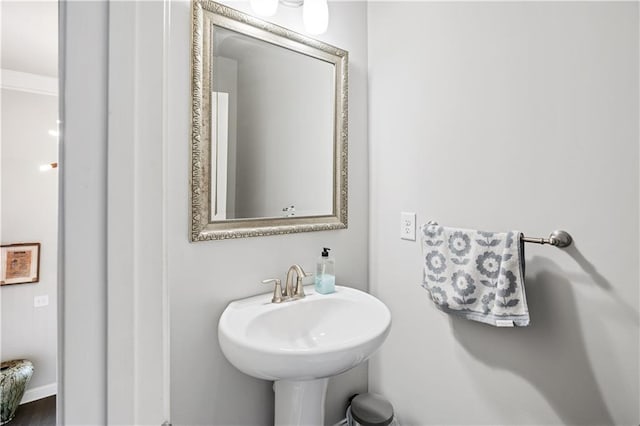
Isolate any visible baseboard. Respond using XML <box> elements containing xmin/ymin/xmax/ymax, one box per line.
<box><xmin>20</xmin><ymin>383</ymin><xmax>57</xmax><ymax>404</ymax></box>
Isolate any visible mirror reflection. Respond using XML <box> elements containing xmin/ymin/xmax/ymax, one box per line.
<box><xmin>211</xmin><ymin>26</ymin><xmax>335</xmax><ymax>220</ymax></box>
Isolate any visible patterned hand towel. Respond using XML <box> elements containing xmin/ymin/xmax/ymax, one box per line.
<box><xmin>420</xmin><ymin>223</ymin><xmax>529</xmax><ymax>327</ymax></box>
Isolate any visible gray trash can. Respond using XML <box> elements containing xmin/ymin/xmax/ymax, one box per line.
<box><xmin>346</xmin><ymin>393</ymin><xmax>398</xmax><ymax>426</ymax></box>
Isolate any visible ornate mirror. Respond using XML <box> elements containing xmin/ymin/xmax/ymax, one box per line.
<box><xmin>191</xmin><ymin>0</ymin><xmax>348</xmax><ymax>241</ymax></box>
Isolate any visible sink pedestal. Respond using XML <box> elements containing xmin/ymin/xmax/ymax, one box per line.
<box><xmin>274</xmin><ymin>378</ymin><xmax>329</xmax><ymax>426</ymax></box>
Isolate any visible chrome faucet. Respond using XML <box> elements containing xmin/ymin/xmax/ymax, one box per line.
<box><xmin>262</xmin><ymin>264</ymin><xmax>312</xmax><ymax>303</ymax></box>
<box><xmin>285</xmin><ymin>264</ymin><xmax>311</xmax><ymax>300</ymax></box>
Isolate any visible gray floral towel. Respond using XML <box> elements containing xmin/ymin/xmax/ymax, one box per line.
<box><xmin>420</xmin><ymin>223</ymin><xmax>529</xmax><ymax>327</ymax></box>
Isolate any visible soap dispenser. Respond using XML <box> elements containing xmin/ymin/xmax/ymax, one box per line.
<box><xmin>315</xmin><ymin>247</ymin><xmax>335</xmax><ymax>294</ymax></box>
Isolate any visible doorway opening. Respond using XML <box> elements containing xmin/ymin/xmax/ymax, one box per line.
<box><xmin>1</xmin><ymin>1</ymin><xmax>59</xmax><ymax>424</ymax></box>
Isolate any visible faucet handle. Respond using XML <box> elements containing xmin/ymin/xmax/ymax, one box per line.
<box><xmin>262</xmin><ymin>278</ymin><xmax>284</xmax><ymax>303</ymax></box>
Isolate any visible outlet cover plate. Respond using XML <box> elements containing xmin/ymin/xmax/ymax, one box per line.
<box><xmin>34</xmin><ymin>295</ymin><xmax>49</xmax><ymax>308</ymax></box>
<box><xmin>400</xmin><ymin>212</ymin><xmax>416</xmax><ymax>241</ymax></box>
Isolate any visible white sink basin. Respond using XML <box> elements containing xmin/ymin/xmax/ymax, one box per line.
<box><xmin>218</xmin><ymin>285</ymin><xmax>391</xmax><ymax>425</ymax></box>
<box><xmin>218</xmin><ymin>285</ymin><xmax>391</xmax><ymax>381</ymax></box>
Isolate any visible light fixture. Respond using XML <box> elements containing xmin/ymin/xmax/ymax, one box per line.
<box><xmin>250</xmin><ymin>0</ymin><xmax>329</xmax><ymax>35</ymax></box>
<box><xmin>302</xmin><ymin>0</ymin><xmax>329</xmax><ymax>35</ymax></box>
<box><xmin>250</xmin><ymin>0</ymin><xmax>278</xmax><ymax>17</ymax></box>
<box><xmin>39</xmin><ymin>162</ymin><xmax>58</xmax><ymax>172</ymax></box>
<box><xmin>279</xmin><ymin>0</ymin><xmax>303</xmax><ymax>6</ymax></box>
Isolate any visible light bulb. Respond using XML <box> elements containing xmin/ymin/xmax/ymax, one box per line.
<box><xmin>39</xmin><ymin>162</ymin><xmax>58</xmax><ymax>172</ymax></box>
<box><xmin>303</xmin><ymin>0</ymin><xmax>329</xmax><ymax>35</ymax></box>
<box><xmin>250</xmin><ymin>0</ymin><xmax>278</xmax><ymax>17</ymax></box>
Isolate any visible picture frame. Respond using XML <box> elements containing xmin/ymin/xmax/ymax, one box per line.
<box><xmin>1</xmin><ymin>243</ymin><xmax>41</xmax><ymax>285</ymax></box>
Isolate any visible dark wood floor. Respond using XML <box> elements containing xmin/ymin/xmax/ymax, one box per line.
<box><xmin>9</xmin><ymin>396</ymin><xmax>56</xmax><ymax>426</ymax></box>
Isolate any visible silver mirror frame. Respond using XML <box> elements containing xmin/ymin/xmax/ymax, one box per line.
<box><xmin>190</xmin><ymin>0</ymin><xmax>348</xmax><ymax>241</ymax></box>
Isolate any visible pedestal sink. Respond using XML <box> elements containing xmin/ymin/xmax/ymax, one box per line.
<box><xmin>218</xmin><ymin>285</ymin><xmax>391</xmax><ymax>426</ymax></box>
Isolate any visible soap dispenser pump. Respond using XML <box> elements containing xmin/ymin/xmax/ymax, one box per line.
<box><xmin>315</xmin><ymin>247</ymin><xmax>335</xmax><ymax>294</ymax></box>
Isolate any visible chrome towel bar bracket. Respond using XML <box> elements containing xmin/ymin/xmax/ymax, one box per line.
<box><xmin>521</xmin><ymin>230</ymin><xmax>572</xmax><ymax>248</ymax></box>
<box><xmin>426</xmin><ymin>221</ymin><xmax>572</xmax><ymax>248</ymax></box>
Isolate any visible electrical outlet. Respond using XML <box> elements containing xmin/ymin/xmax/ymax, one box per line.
<box><xmin>34</xmin><ymin>295</ymin><xmax>49</xmax><ymax>308</ymax></box>
<box><xmin>400</xmin><ymin>212</ymin><xmax>416</xmax><ymax>241</ymax></box>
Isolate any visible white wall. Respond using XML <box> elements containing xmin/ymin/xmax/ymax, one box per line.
<box><xmin>0</xmin><ymin>85</ymin><xmax>58</xmax><ymax>400</ymax></box>
<box><xmin>168</xmin><ymin>1</ymin><xmax>369</xmax><ymax>425</ymax></box>
<box><xmin>0</xmin><ymin>1</ymin><xmax>58</xmax><ymax>78</ymax></box>
<box><xmin>368</xmin><ymin>2</ymin><xmax>639</xmax><ymax>425</ymax></box>
<box><xmin>63</xmin><ymin>2</ymin><xmax>171</xmax><ymax>424</ymax></box>
<box><xmin>60</xmin><ymin>1</ymin><xmax>109</xmax><ymax>423</ymax></box>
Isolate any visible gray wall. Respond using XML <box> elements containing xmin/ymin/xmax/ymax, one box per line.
<box><xmin>168</xmin><ymin>1</ymin><xmax>369</xmax><ymax>424</ymax></box>
<box><xmin>58</xmin><ymin>2</ymin><xmax>640</xmax><ymax>425</ymax></box>
<box><xmin>233</xmin><ymin>39</ymin><xmax>334</xmax><ymax>218</ymax></box>
<box><xmin>1</xmin><ymin>88</ymin><xmax>58</xmax><ymax>395</ymax></box>
<box><xmin>367</xmin><ymin>2</ymin><xmax>639</xmax><ymax>425</ymax></box>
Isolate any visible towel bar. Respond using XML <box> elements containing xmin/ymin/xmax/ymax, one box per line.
<box><xmin>426</xmin><ymin>221</ymin><xmax>572</xmax><ymax>248</ymax></box>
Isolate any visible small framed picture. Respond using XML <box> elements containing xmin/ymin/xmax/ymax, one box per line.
<box><xmin>1</xmin><ymin>243</ymin><xmax>41</xmax><ymax>285</ymax></box>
